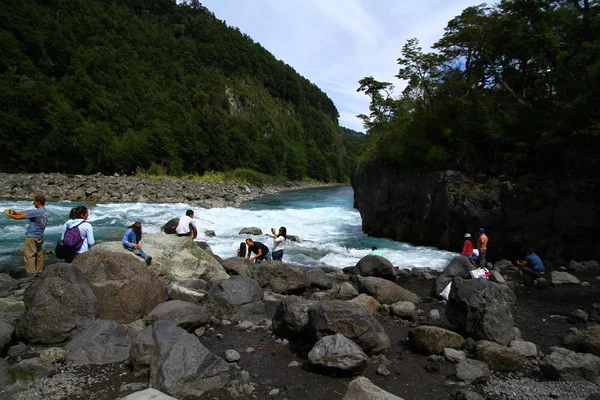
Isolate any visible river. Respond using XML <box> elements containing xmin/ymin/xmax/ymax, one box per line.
<box><xmin>0</xmin><ymin>185</ymin><xmax>455</xmax><ymax>272</ymax></box>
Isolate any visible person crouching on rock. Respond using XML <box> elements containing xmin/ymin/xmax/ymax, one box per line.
<box><xmin>245</xmin><ymin>238</ymin><xmax>271</xmax><ymax>264</ymax></box>
<box><xmin>517</xmin><ymin>248</ymin><xmax>545</xmax><ymax>284</ymax></box>
<box><xmin>271</xmin><ymin>226</ymin><xmax>287</xmax><ymax>261</ymax></box>
<box><xmin>176</xmin><ymin>209</ymin><xmax>198</xmax><ymax>239</ymax></box>
<box><xmin>122</xmin><ymin>221</ymin><xmax>152</xmax><ymax>266</ymax></box>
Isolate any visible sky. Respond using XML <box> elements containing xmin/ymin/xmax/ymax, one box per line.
<box><xmin>199</xmin><ymin>0</ymin><xmax>484</xmax><ymax>132</ymax></box>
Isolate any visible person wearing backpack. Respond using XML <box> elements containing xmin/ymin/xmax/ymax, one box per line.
<box><xmin>122</xmin><ymin>221</ymin><xmax>152</xmax><ymax>265</ymax></box>
<box><xmin>61</xmin><ymin>205</ymin><xmax>95</xmax><ymax>263</ymax></box>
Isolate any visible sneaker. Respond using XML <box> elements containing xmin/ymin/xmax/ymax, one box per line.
<box><xmin>146</xmin><ymin>256</ymin><xmax>152</xmax><ymax>266</ymax></box>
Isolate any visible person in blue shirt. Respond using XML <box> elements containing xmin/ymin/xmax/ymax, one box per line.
<box><xmin>518</xmin><ymin>248</ymin><xmax>545</xmax><ymax>281</ymax></box>
<box><xmin>3</xmin><ymin>194</ymin><xmax>48</xmax><ymax>275</ymax></box>
<box><xmin>122</xmin><ymin>221</ymin><xmax>152</xmax><ymax>265</ymax></box>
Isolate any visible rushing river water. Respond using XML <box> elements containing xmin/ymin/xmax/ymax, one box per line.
<box><xmin>0</xmin><ymin>185</ymin><xmax>455</xmax><ymax>272</ymax></box>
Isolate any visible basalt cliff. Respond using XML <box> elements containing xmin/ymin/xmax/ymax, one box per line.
<box><xmin>352</xmin><ymin>163</ymin><xmax>600</xmax><ymax>262</ymax></box>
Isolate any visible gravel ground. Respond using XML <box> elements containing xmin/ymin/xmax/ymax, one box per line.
<box><xmin>482</xmin><ymin>376</ymin><xmax>600</xmax><ymax>400</ymax></box>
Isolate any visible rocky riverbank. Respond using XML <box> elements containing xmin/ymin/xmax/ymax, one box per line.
<box><xmin>0</xmin><ymin>173</ymin><xmax>341</xmax><ymax>207</ymax></box>
<box><xmin>1</xmin><ymin>235</ymin><xmax>600</xmax><ymax>399</ymax></box>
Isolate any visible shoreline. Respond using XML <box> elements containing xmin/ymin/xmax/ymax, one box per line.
<box><xmin>0</xmin><ymin>173</ymin><xmax>344</xmax><ymax>208</ymax></box>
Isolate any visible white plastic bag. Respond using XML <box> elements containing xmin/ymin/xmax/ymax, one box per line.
<box><xmin>440</xmin><ymin>282</ymin><xmax>452</xmax><ymax>300</ymax></box>
<box><xmin>470</xmin><ymin>267</ymin><xmax>490</xmax><ymax>279</ymax></box>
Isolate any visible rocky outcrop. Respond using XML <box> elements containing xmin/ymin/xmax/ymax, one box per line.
<box><xmin>72</xmin><ymin>249</ymin><xmax>167</xmax><ymax>324</ymax></box>
<box><xmin>352</xmin><ymin>165</ymin><xmax>600</xmax><ymax>261</ymax></box>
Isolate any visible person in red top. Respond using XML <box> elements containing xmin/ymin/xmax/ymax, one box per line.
<box><xmin>461</xmin><ymin>233</ymin><xmax>473</xmax><ymax>256</ymax></box>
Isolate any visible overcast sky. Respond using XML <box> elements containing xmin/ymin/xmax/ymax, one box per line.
<box><xmin>199</xmin><ymin>0</ymin><xmax>484</xmax><ymax>132</ymax></box>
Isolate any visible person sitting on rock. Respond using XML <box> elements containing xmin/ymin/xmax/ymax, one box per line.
<box><xmin>122</xmin><ymin>221</ymin><xmax>152</xmax><ymax>266</ymax></box>
<box><xmin>517</xmin><ymin>248</ymin><xmax>545</xmax><ymax>283</ymax></box>
<box><xmin>370</xmin><ymin>246</ymin><xmax>383</xmax><ymax>257</ymax></box>
<box><xmin>461</xmin><ymin>233</ymin><xmax>473</xmax><ymax>257</ymax></box>
<box><xmin>245</xmin><ymin>238</ymin><xmax>271</xmax><ymax>264</ymax></box>
<box><xmin>176</xmin><ymin>209</ymin><xmax>198</xmax><ymax>239</ymax></box>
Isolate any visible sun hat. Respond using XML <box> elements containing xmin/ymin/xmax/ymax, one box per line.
<box><xmin>464</xmin><ymin>233</ymin><xmax>471</xmax><ymax>238</ymax></box>
<box><xmin>479</xmin><ymin>227</ymin><xmax>485</xmax><ymax>232</ymax></box>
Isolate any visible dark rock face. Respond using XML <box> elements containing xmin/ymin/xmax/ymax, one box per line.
<box><xmin>18</xmin><ymin>264</ymin><xmax>98</xmax><ymax>344</ymax></box>
<box><xmin>446</xmin><ymin>278</ymin><xmax>516</xmax><ymax>345</ymax></box>
<box><xmin>352</xmin><ymin>164</ymin><xmax>600</xmax><ymax>261</ymax></box>
<box><xmin>161</xmin><ymin>218</ymin><xmax>179</xmax><ymax>234</ymax></box>
<box><xmin>73</xmin><ymin>250</ymin><xmax>167</xmax><ymax>324</ymax></box>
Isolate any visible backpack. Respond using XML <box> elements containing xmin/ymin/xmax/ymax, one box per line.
<box><xmin>63</xmin><ymin>221</ymin><xmax>85</xmax><ymax>251</ymax></box>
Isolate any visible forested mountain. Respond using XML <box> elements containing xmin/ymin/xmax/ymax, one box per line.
<box><xmin>340</xmin><ymin>126</ymin><xmax>365</xmax><ymax>176</ymax></box>
<box><xmin>0</xmin><ymin>0</ymin><xmax>349</xmax><ymax>181</ymax></box>
<box><xmin>357</xmin><ymin>0</ymin><xmax>600</xmax><ymax>179</ymax></box>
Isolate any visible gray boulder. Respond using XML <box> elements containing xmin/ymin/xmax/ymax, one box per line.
<box><xmin>249</xmin><ymin>261</ymin><xmax>309</xmax><ymax>294</ymax></box>
<box><xmin>18</xmin><ymin>264</ymin><xmax>98</xmax><ymax>344</ymax></box>
<box><xmin>540</xmin><ymin>346</ymin><xmax>600</xmax><ymax>382</ymax></box>
<box><xmin>239</xmin><ymin>227</ymin><xmax>262</xmax><ymax>235</ymax></box>
<box><xmin>337</xmin><ymin>282</ymin><xmax>359</xmax><ymax>300</ymax></box>
<box><xmin>446</xmin><ymin>278</ymin><xmax>516</xmax><ymax>345</ymax></box>
<box><xmin>148</xmin><ymin>321</ymin><xmax>229</xmax><ymax>397</ymax></box>
<box><xmin>308</xmin><ymin>333</ymin><xmax>368</xmax><ymax>373</ymax></box>
<box><xmin>72</xmin><ymin>249</ymin><xmax>167</xmax><ymax>324</ymax></box>
<box><xmin>432</xmin><ymin>256</ymin><xmax>475</xmax><ymax>297</ymax></box>
<box><xmin>221</xmin><ymin>257</ymin><xmax>254</xmax><ymax>276</ymax></box>
<box><xmin>144</xmin><ymin>300</ymin><xmax>209</xmax><ymax>331</ymax></box>
<box><xmin>551</xmin><ymin>271</ymin><xmax>581</xmax><ymax>285</ymax></box>
<box><xmin>456</xmin><ymin>359</ymin><xmax>491</xmax><ymax>383</ymax></box>
<box><xmin>349</xmin><ymin>294</ymin><xmax>381</xmax><ymax>315</ymax></box>
<box><xmin>408</xmin><ymin>326</ymin><xmax>465</xmax><ymax>354</ymax></box>
<box><xmin>355</xmin><ymin>255</ymin><xmax>395</xmax><ymax>281</ymax></box>
<box><xmin>0</xmin><ymin>299</ymin><xmax>24</xmax><ymax>313</ymax></box>
<box><xmin>474</xmin><ymin>340</ymin><xmax>526</xmax><ymax>372</ymax></box>
<box><xmin>8</xmin><ymin>357</ymin><xmax>56</xmax><ymax>380</ymax></box>
<box><xmin>564</xmin><ymin>325</ymin><xmax>600</xmax><ymax>357</ymax></box>
<box><xmin>167</xmin><ymin>284</ymin><xmax>206</xmax><ymax>303</ymax></box>
<box><xmin>161</xmin><ymin>218</ymin><xmax>179</xmax><ymax>234</ymax></box>
<box><xmin>66</xmin><ymin>319</ymin><xmax>133</xmax><ymax>365</ymax></box>
<box><xmin>308</xmin><ymin>300</ymin><xmax>390</xmax><ymax>355</ymax></box>
<box><xmin>356</xmin><ymin>276</ymin><xmax>419</xmax><ymax>304</ymax></box>
<box><xmin>0</xmin><ymin>320</ymin><xmax>14</xmax><ymax>355</ymax></box>
<box><xmin>0</xmin><ymin>357</ymin><xmax>13</xmax><ymax>387</ymax></box>
<box><xmin>0</xmin><ymin>274</ymin><xmax>18</xmax><ymax>298</ymax></box>
<box><xmin>130</xmin><ymin>325</ymin><xmax>156</xmax><ymax>371</ymax></box>
<box><xmin>208</xmin><ymin>276</ymin><xmax>265</xmax><ymax>322</ymax></box>
<box><xmin>121</xmin><ymin>389</ymin><xmax>177</xmax><ymax>400</ymax></box>
<box><xmin>390</xmin><ymin>301</ymin><xmax>417</xmax><ymax>321</ymax></box>
<box><xmin>453</xmin><ymin>390</ymin><xmax>485</xmax><ymax>400</ymax></box>
<box><xmin>342</xmin><ymin>376</ymin><xmax>404</xmax><ymax>400</ymax></box>
<box><xmin>510</xmin><ymin>340</ymin><xmax>538</xmax><ymax>358</ymax></box>
<box><xmin>306</xmin><ymin>269</ymin><xmax>335</xmax><ymax>290</ymax></box>
<box><xmin>272</xmin><ymin>296</ymin><xmax>316</xmax><ymax>340</ymax></box>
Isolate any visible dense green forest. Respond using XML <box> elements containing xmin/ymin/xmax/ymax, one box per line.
<box><xmin>0</xmin><ymin>0</ymin><xmax>354</xmax><ymax>181</ymax></box>
<box><xmin>358</xmin><ymin>0</ymin><xmax>600</xmax><ymax>178</ymax></box>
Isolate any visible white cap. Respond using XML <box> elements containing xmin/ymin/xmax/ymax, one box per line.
<box><xmin>473</xmin><ymin>249</ymin><xmax>479</xmax><ymax>256</ymax></box>
<box><xmin>464</xmin><ymin>233</ymin><xmax>471</xmax><ymax>238</ymax></box>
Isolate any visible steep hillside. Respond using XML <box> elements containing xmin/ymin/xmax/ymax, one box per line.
<box><xmin>0</xmin><ymin>0</ymin><xmax>348</xmax><ymax>181</ymax></box>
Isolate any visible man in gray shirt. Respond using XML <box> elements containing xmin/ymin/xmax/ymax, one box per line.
<box><xmin>4</xmin><ymin>194</ymin><xmax>49</xmax><ymax>275</ymax></box>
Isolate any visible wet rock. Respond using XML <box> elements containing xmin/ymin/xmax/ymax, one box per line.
<box><xmin>356</xmin><ymin>276</ymin><xmax>419</xmax><ymax>305</ymax></box>
<box><xmin>308</xmin><ymin>333</ymin><xmax>368</xmax><ymax>373</ymax></box>
<box><xmin>564</xmin><ymin>326</ymin><xmax>600</xmax><ymax>357</ymax></box>
<box><xmin>552</xmin><ymin>271</ymin><xmax>581</xmax><ymax>285</ymax></box>
<box><xmin>342</xmin><ymin>376</ymin><xmax>404</xmax><ymax>400</ymax></box>
<box><xmin>144</xmin><ymin>300</ymin><xmax>208</xmax><ymax>331</ymax></box>
<box><xmin>446</xmin><ymin>278</ymin><xmax>516</xmax><ymax>345</ymax></box>
<box><xmin>249</xmin><ymin>261</ymin><xmax>309</xmax><ymax>294</ymax></box>
<box><xmin>308</xmin><ymin>300</ymin><xmax>390</xmax><ymax>355</ymax></box>
<box><xmin>456</xmin><ymin>358</ymin><xmax>491</xmax><ymax>383</ymax></box>
<box><xmin>72</xmin><ymin>249</ymin><xmax>167</xmax><ymax>324</ymax></box>
<box><xmin>9</xmin><ymin>357</ymin><xmax>56</xmax><ymax>380</ymax></box>
<box><xmin>18</xmin><ymin>264</ymin><xmax>98</xmax><ymax>344</ymax></box>
<box><xmin>390</xmin><ymin>301</ymin><xmax>417</xmax><ymax>321</ymax></box>
<box><xmin>540</xmin><ymin>346</ymin><xmax>600</xmax><ymax>381</ymax></box>
<box><xmin>408</xmin><ymin>326</ymin><xmax>465</xmax><ymax>354</ymax></box>
<box><xmin>355</xmin><ymin>255</ymin><xmax>395</xmax><ymax>281</ymax></box>
<box><xmin>474</xmin><ymin>340</ymin><xmax>526</xmax><ymax>372</ymax></box>
<box><xmin>349</xmin><ymin>294</ymin><xmax>381</xmax><ymax>315</ymax></box>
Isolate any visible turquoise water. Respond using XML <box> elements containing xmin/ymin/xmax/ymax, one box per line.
<box><xmin>0</xmin><ymin>185</ymin><xmax>455</xmax><ymax>272</ymax></box>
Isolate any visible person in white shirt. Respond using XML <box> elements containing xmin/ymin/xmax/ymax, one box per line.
<box><xmin>176</xmin><ymin>209</ymin><xmax>198</xmax><ymax>239</ymax></box>
<box><xmin>271</xmin><ymin>226</ymin><xmax>287</xmax><ymax>261</ymax></box>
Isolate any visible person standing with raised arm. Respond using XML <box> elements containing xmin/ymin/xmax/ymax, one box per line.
<box><xmin>3</xmin><ymin>194</ymin><xmax>48</xmax><ymax>275</ymax></box>
<box><xmin>271</xmin><ymin>226</ymin><xmax>287</xmax><ymax>261</ymax></box>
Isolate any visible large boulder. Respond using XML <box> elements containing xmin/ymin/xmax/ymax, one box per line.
<box><xmin>272</xmin><ymin>296</ymin><xmax>316</xmax><ymax>340</ymax></box>
<box><xmin>161</xmin><ymin>218</ymin><xmax>179</xmax><ymax>234</ymax></box>
<box><xmin>66</xmin><ymin>319</ymin><xmax>133</xmax><ymax>365</ymax></box>
<box><xmin>355</xmin><ymin>255</ymin><xmax>395</xmax><ymax>281</ymax></box>
<box><xmin>456</xmin><ymin>359</ymin><xmax>491</xmax><ymax>383</ymax></box>
<box><xmin>239</xmin><ymin>227</ymin><xmax>262</xmax><ymax>235</ymax></box>
<box><xmin>390</xmin><ymin>301</ymin><xmax>417</xmax><ymax>321</ymax></box>
<box><xmin>144</xmin><ymin>300</ymin><xmax>209</xmax><ymax>331</ymax></box>
<box><xmin>95</xmin><ymin>234</ymin><xmax>228</xmax><ymax>282</ymax></box>
<box><xmin>446</xmin><ymin>278</ymin><xmax>516</xmax><ymax>345</ymax></box>
<box><xmin>356</xmin><ymin>276</ymin><xmax>419</xmax><ymax>305</ymax></box>
<box><xmin>348</xmin><ymin>294</ymin><xmax>381</xmax><ymax>315</ymax></box>
<box><xmin>221</xmin><ymin>257</ymin><xmax>254</xmax><ymax>276</ymax></box>
<box><xmin>148</xmin><ymin>321</ymin><xmax>230</xmax><ymax>397</ymax></box>
<box><xmin>308</xmin><ymin>300</ymin><xmax>390</xmax><ymax>355</ymax></box>
<box><xmin>473</xmin><ymin>340</ymin><xmax>526</xmax><ymax>372</ymax></box>
<box><xmin>308</xmin><ymin>333</ymin><xmax>368</xmax><ymax>373</ymax></box>
<box><xmin>564</xmin><ymin>326</ymin><xmax>600</xmax><ymax>357</ymax></box>
<box><xmin>551</xmin><ymin>271</ymin><xmax>581</xmax><ymax>285</ymax></box>
<box><xmin>408</xmin><ymin>326</ymin><xmax>465</xmax><ymax>354</ymax></box>
<box><xmin>431</xmin><ymin>256</ymin><xmax>474</xmax><ymax>297</ymax></box>
<box><xmin>72</xmin><ymin>249</ymin><xmax>167</xmax><ymax>324</ymax></box>
<box><xmin>130</xmin><ymin>325</ymin><xmax>156</xmax><ymax>371</ymax></box>
<box><xmin>306</xmin><ymin>269</ymin><xmax>336</xmax><ymax>290</ymax></box>
<box><xmin>540</xmin><ymin>347</ymin><xmax>600</xmax><ymax>382</ymax></box>
<box><xmin>208</xmin><ymin>276</ymin><xmax>265</xmax><ymax>322</ymax></box>
<box><xmin>342</xmin><ymin>376</ymin><xmax>404</xmax><ymax>400</ymax></box>
<box><xmin>122</xmin><ymin>389</ymin><xmax>177</xmax><ymax>400</ymax></box>
<box><xmin>337</xmin><ymin>282</ymin><xmax>359</xmax><ymax>300</ymax></box>
<box><xmin>18</xmin><ymin>264</ymin><xmax>98</xmax><ymax>344</ymax></box>
<box><xmin>249</xmin><ymin>261</ymin><xmax>309</xmax><ymax>294</ymax></box>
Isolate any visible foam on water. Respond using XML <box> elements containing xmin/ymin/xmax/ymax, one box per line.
<box><xmin>0</xmin><ymin>186</ymin><xmax>456</xmax><ymax>271</ymax></box>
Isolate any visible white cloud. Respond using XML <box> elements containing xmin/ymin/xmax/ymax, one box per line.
<box><xmin>199</xmin><ymin>0</ymin><xmax>484</xmax><ymax>132</ymax></box>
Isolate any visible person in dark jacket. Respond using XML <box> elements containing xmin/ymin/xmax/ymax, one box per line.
<box><xmin>245</xmin><ymin>238</ymin><xmax>271</xmax><ymax>263</ymax></box>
